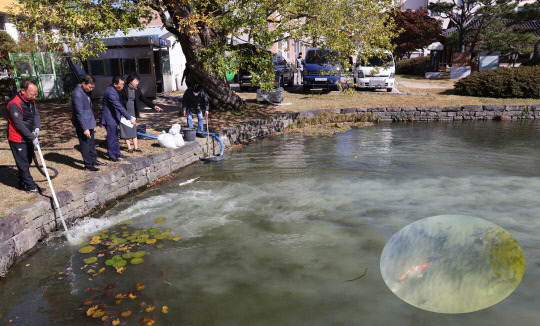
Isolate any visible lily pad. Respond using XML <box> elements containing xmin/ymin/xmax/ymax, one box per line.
<box><xmin>149</xmin><ymin>228</ymin><xmax>160</xmax><ymax>235</ymax></box>
<box><xmin>120</xmin><ymin>221</ymin><xmax>133</xmax><ymax>225</ymax></box>
<box><xmin>156</xmin><ymin>244</ymin><xmax>164</xmax><ymax>249</ymax></box>
<box><xmin>131</xmin><ymin>251</ymin><xmax>146</xmax><ymax>258</ymax></box>
<box><xmin>122</xmin><ymin>253</ymin><xmax>133</xmax><ymax>259</ymax></box>
<box><xmin>78</xmin><ymin>246</ymin><xmax>96</xmax><ymax>254</ymax></box>
<box><xmin>154</xmin><ymin>217</ymin><xmax>167</xmax><ymax>223</ymax></box>
<box><xmin>84</xmin><ymin>257</ymin><xmax>98</xmax><ymax>264</ymax></box>
<box><xmin>131</xmin><ymin>257</ymin><xmax>144</xmax><ymax>265</ymax></box>
<box><xmin>146</xmin><ymin>239</ymin><xmax>157</xmax><ymax>244</ymax></box>
<box><xmin>154</xmin><ymin>234</ymin><xmax>167</xmax><ymax>240</ymax></box>
<box><xmin>112</xmin><ymin>259</ymin><xmax>127</xmax><ymax>268</ymax></box>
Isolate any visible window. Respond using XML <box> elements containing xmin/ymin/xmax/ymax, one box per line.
<box><xmin>137</xmin><ymin>58</ymin><xmax>152</xmax><ymax>74</ymax></box>
<box><xmin>161</xmin><ymin>51</ymin><xmax>171</xmax><ymax>74</ymax></box>
<box><xmin>122</xmin><ymin>59</ymin><xmax>136</xmax><ymax>75</ymax></box>
<box><xmin>89</xmin><ymin>60</ymin><xmax>105</xmax><ymax>76</ymax></box>
<box><xmin>106</xmin><ymin>59</ymin><xmax>121</xmax><ymax>76</ymax></box>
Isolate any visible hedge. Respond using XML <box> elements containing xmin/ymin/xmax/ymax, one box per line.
<box><xmin>453</xmin><ymin>66</ymin><xmax>540</xmax><ymax>99</ymax></box>
<box><xmin>396</xmin><ymin>56</ymin><xmax>430</xmax><ymax>76</ymax></box>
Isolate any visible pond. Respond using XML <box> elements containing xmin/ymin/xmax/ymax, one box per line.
<box><xmin>1</xmin><ymin>121</ymin><xmax>539</xmax><ymax>325</ymax></box>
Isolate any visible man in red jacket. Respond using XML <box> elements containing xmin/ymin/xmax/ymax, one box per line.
<box><xmin>6</xmin><ymin>80</ymin><xmax>46</xmax><ymax>193</ymax></box>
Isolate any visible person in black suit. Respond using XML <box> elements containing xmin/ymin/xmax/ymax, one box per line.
<box><xmin>71</xmin><ymin>74</ymin><xmax>107</xmax><ymax>171</ymax></box>
<box><xmin>118</xmin><ymin>72</ymin><xmax>162</xmax><ymax>153</ymax></box>
<box><xmin>100</xmin><ymin>76</ymin><xmax>136</xmax><ymax>161</ymax></box>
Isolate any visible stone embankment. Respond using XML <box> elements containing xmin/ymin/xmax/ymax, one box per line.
<box><xmin>1</xmin><ymin>103</ymin><xmax>539</xmax><ymax>276</ymax></box>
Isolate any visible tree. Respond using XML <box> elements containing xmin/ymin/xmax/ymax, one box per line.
<box><xmin>0</xmin><ymin>31</ymin><xmax>18</xmax><ymax>72</ymax></box>
<box><xmin>478</xmin><ymin>19</ymin><xmax>537</xmax><ymax>65</ymax></box>
<box><xmin>503</xmin><ymin>0</ymin><xmax>540</xmax><ymax>58</ymax></box>
<box><xmin>10</xmin><ymin>0</ymin><xmax>397</xmax><ymax>111</ymax></box>
<box><xmin>428</xmin><ymin>0</ymin><xmax>518</xmax><ymax>54</ymax></box>
<box><xmin>389</xmin><ymin>8</ymin><xmax>442</xmax><ymax>59</ymax></box>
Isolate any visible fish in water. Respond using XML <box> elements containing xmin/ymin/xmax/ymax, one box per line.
<box><xmin>399</xmin><ymin>264</ymin><xmax>429</xmax><ymax>282</ymax></box>
<box><xmin>179</xmin><ymin>177</ymin><xmax>200</xmax><ymax>187</ymax></box>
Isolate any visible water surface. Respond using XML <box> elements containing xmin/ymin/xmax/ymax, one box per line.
<box><xmin>1</xmin><ymin>121</ymin><xmax>539</xmax><ymax>325</ymax></box>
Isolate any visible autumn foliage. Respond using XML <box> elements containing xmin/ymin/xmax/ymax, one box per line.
<box><xmin>389</xmin><ymin>8</ymin><xmax>442</xmax><ymax>59</ymax></box>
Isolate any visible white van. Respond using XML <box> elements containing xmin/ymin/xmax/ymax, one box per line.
<box><xmin>354</xmin><ymin>51</ymin><xmax>395</xmax><ymax>92</ymax></box>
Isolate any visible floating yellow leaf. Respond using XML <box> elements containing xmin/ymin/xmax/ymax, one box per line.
<box><xmin>121</xmin><ymin>310</ymin><xmax>132</xmax><ymax>317</ymax></box>
<box><xmin>120</xmin><ymin>221</ymin><xmax>134</xmax><ymax>225</ymax></box>
<box><xmin>78</xmin><ymin>246</ymin><xmax>95</xmax><ymax>254</ymax></box>
<box><xmin>139</xmin><ymin>317</ymin><xmax>155</xmax><ymax>325</ymax></box>
<box><xmin>154</xmin><ymin>217</ymin><xmax>167</xmax><ymax>223</ymax></box>
<box><xmin>156</xmin><ymin>244</ymin><xmax>164</xmax><ymax>249</ymax></box>
<box><xmin>112</xmin><ymin>318</ymin><xmax>121</xmax><ymax>326</ymax></box>
<box><xmin>145</xmin><ymin>305</ymin><xmax>155</xmax><ymax>313</ymax></box>
<box><xmin>169</xmin><ymin>237</ymin><xmax>181</xmax><ymax>242</ymax></box>
<box><xmin>128</xmin><ymin>293</ymin><xmax>137</xmax><ymax>300</ymax></box>
<box><xmin>91</xmin><ymin>308</ymin><xmax>106</xmax><ymax>318</ymax></box>
<box><xmin>146</xmin><ymin>239</ymin><xmax>157</xmax><ymax>244</ymax></box>
<box><xmin>116</xmin><ymin>266</ymin><xmax>126</xmax><ymax>274</ymax></box>
<box><xmin>162</xmin><ymin>306</ymin><xmax>168</xmax><ymax>314</ymax></box>
<box><xmin>115</xmin><ymin>294</ymin><xmax>128</xmax><ymax>300</ymax></box>
<box><xmin>86</xmin><ymin>305</ymin><xmax>98</xmax><ymax>316</ymax></box>
<box><xmin>83</xmin><ymin>300</ymin><xmax>93</xmax><ymax>306</ymax></box>
<box><xmin>135</xmin><ymin>283</ymin><xmax>146</xmax><ymax>291</ymax></box>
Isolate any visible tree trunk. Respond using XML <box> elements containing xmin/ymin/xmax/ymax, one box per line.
<box><xmin>534</xmin><ymin>39</ymin><xmax>540</xmax><ymax>58</ymax></box>
<box><xmin>157</xmin><ymin>2</ymin><xmax>247</xmax><ymax>112</ymax></box>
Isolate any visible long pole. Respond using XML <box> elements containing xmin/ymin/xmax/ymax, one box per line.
<box><xmin>35</xmin><ymin>143</ymin><xmax>69</xmax><ymax>233</ymax></box>
<box><xmin>206</xmin><ymin>114</ymin><xmax>210</xmax><ymax>158</ymax></box>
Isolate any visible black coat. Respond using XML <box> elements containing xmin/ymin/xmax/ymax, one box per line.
<box><xmin>118</xmin><ymin>86</ymin><xmax>154</xmax><ymax>118</ymax></box>
<box><xmin>181</xmin><ymin>88</ymin><xmax>209</xmax><ymax>113</ymax></box>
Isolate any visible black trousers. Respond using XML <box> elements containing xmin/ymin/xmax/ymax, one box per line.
<box><xmin>76</xmin><ymin>128</ymin><xmax>98</xmax><ymax>168</ymax></box>
<box><xmin>9</xmin><ymin>140</ymin><xmax>37</xmax><ymax>188</ymax></box>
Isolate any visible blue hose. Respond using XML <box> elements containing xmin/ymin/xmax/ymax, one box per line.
<box><xmin>137</xmin><ymin>132</ymin><xmax>158</xmax><ymax>139</ymax></box>
<box><xmin>202</xmin><ymin>132</ymin><xmax>224</xmax><ymax>156</ymax></box>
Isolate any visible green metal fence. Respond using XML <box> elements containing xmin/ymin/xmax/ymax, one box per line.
<box><xmin>8</xmin><ymin>52</ymin><xmax>78</xmax><ymax>99</ymax></box>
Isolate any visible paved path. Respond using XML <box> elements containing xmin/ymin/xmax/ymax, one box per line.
<box><xmin>397</xmin><ymin>81</ymin><xmax>448</xmax><ymax>89</ymax></box>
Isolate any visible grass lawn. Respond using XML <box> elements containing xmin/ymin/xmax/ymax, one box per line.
<box><xmin>1</xmin><ymin>77</ymin><xmax>538</xmax><ymax>215</ymax></box>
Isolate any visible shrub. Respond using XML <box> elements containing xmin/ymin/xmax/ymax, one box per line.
<box><xmin>453</xmin><ymin>66</ymin><xmax>540</xmax><ymax>98</ymax></box>
<box><xmin>0</xmin><ymin>77</ymin><xmax>16</xmax><ymax>99</ymax></box>
<box><xmin>396</xmin><ymin>56</ymin><xmax>430</xmax><ymax>76</ymax></box>
<box><xmin>520</xmin><ymin>56</ymin><xmax>540</xmax><ymax>67</ymax></box>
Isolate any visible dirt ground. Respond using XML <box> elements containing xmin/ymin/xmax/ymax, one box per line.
<box><xmin>1</xmin><ymin>78</ymin><xmax>538</xmax><ymax>215</ymax></box>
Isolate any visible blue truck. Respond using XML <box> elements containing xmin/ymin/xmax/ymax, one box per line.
<box><xmin>302</xmin><ymin>48</ymin><xmax>341</xmax><ymax>92</ymax></box>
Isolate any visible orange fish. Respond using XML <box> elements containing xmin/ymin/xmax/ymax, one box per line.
<box><xmin>399</xmin><ymin>264</ymin><xmax>429</xmax><ymax>282</ymax></box>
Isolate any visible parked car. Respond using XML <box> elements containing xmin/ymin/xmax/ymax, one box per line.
<box><xmin>238</xmin><ymin>54</ymin><xmax>294</xmax><ymax>91</ymax></box>
<box><xmin>272</xmin><ymin>54</ymin><xmax>294</xmax><ymax>87</ymax></box>
<box><xmin>353</xmin><ymin>51</ymin><xmax>395</xmax><ymax>92</ymax></box>
<box><xmin>302</xmin><ymin>48</ymin><xmax>341</xmax><ymax>92</ymax></box>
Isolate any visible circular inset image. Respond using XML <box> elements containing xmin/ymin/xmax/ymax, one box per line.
<box><xmin>380</xmin><ymin>215</ymin><xmax>525</xmax><ymax>313</ymax></box>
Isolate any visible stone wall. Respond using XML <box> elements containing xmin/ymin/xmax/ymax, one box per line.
<box><xmin>1</xmin><ymin>103</ymin><xmax>539</xmax><ymax>276</ymax></box>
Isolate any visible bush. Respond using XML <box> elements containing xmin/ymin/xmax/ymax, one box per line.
<box><xmin>454</xmin><ymin>66</ymin><xmax>540</xmax><ymax>98</ymax></box>
<box><xmin>396</xmin><ymin>56</ymin><xmax>430</xmax><ymax>76</ymax></box>
<box><xmin>520</xmin><ymin>56</ymin><xmax>540</xmax><ymax>67</ymax></box>
<box><xmin>0</xmin><ymin>77</ymin><xmax>16</xmax><ymax>99</ymax></box>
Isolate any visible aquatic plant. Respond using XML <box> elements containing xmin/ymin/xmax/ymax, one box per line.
<box><xmin>71</xmin><ymin>218</ymin><xmax>181</xmax><ymax>324</ymax></box>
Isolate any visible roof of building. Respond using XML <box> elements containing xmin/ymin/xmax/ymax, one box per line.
<box><xmin>107</xmin><ymin>25</ymin><xmax>171</xmax><ymax>39</ymax></box>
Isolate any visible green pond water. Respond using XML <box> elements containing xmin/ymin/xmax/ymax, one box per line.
<box><xmin>1</xmin><ymin>120</ymin><xmax>539</xmax><ymax>325</ymax></box>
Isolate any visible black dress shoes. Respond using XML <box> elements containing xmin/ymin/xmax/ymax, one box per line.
<box><xmin>19</xmin><ymin>185</ymin><xmax>47</xmax><ymax>194</ymax></box>
<box><xmin>94</xmin><ymin>160</ymin><xmax>108</xmax><ymax>166</ymax></box>
<box><xmin>117</xmin><ymin>154</ymin><xmax>128</xmax><ymax>158</ymax></box>
<box><xmin>85</xmin><ymin>166</ymin><xmax>100</xmax><ymax>171</ymax></box>
<box><xmin>110</xmin><ymin>157</ymin><xmax>120</xmax><ymax>162</ymax></box>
